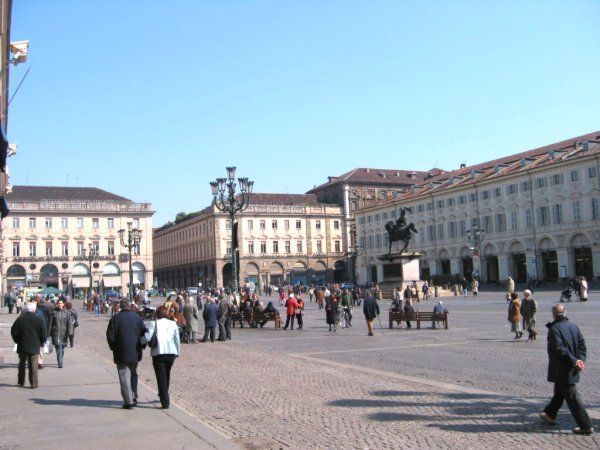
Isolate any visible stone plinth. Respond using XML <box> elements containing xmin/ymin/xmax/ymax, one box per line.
<box><xmin>377</xmin><ymin>252</ymin><xmax>422</xmax><ymax>298</ymax></box>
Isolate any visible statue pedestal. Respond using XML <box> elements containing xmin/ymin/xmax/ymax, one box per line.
<box><xmin>376</xmin><ymin>252</ymin><xmax>422</xmax><ymax>297</ymax></box>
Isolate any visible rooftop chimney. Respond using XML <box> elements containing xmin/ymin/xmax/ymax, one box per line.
<box><xmin>460</xmin><ymin>163</ymin><xmax>466</xmax><ymax>169</ymax></box>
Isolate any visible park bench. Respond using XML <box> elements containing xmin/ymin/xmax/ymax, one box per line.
<box><xmin>252</xmin><ymin>311</ymin><xmax>282</xmax><ymax>329</ymax></box>
<box><xmin>389</xmin><ymin>310</ymin><xmax>449</xmax><ymax>330</ymax></box>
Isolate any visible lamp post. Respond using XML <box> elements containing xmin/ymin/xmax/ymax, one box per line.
<box><xmin>118</xmin><ymin>221</ymin><xmax>142</xmax><ymax>300</ymax></box>
<box><xmin>467</xmin><ymin>225</ymin><xmax>485</xmax><ymax>280</ymax></box>
<box><xmin>209</xmin><ymin>166</ymin><xmax>253</xmax><ymax>294</ymax></box>
<box><xmin>82</xmin><ymin>243</ymin><xmax>96</xmax><ymax>298</ymax></box>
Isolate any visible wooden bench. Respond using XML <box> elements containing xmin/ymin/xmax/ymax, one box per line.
<box><xmin>389</xmin><ymin>310</ymin><xmax>449</xmax><ymax>329</ymax></box>
<box><xmin>230</xmin><ymin>310</ymin><xmax>279</xmax><ymax>328</ymax></box>
<box><xmin>252</xmin><ymin>312</ymin><xmax>281</xmax><ymax>329</ymax></box>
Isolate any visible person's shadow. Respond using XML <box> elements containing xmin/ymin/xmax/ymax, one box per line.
<box><xmin>31</xmin><ymin>398</ymin><xmax>127</xmax><ymax>409</ymax></box>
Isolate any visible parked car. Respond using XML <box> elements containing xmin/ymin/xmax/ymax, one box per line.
<box><xmin>340</xmin><ymin>283</ymin><xmax>357</xmax><ymax>290</ymax></box>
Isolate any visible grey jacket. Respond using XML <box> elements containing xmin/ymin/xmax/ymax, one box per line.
<box><xmin>49</xmin><ymin>308</ymin><xmax>73</xmax><ymax>346</ymax></box>
<box><xmin>183</xmin><ymin>303</ymin><xmax>199</xmax><ymax>331</ymax></box>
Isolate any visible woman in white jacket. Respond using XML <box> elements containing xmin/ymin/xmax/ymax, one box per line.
<box><xmin>145</xmin><ymin>306</ymin><xmax>180</xmax><ymax>409</ymax></box>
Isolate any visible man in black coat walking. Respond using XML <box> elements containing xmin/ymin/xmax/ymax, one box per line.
<box><xmin>11</xmin><ymin>302</ymin><xmax>47</xmax><ymax>388</ymax></box>
<box><xmin>539</xmin><ymin>303</ymin><xmax>593</xmax><ymax>435</ymax></box>
<box><xmin>106</xmin><ymin>299</ymin><xmax>148</xmax><ymax>409</ymax></box>
<box><xmin>362</xmin><ymin>294</ymin><xmax>380</xmax><ymax>336</ymax></box>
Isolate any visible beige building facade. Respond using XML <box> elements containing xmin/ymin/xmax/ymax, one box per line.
<box><xmin>355</xmin><ymin>132</ymin><xmax>600</xmax><ymax>285</ymax></box>
<box><xmin>153</xmin><ymin>194</ymin><xmax>346</xmax><ymax>289</ymax></box>
<box><xmin>2</xmin><ymin>186</ymin><xmax>154</xmax><ymax>296</ymax></box>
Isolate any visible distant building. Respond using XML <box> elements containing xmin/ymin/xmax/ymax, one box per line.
<box><xmin>153</xmin><ymin>194</ymin><xmax>345</xmax><ymax>289</ymax></box>
<box><xmin>355</xmin><ymin>132</ymin><xmax>600</xmax><ymax>285</ymax></box>
<box><xmin>2</xmin><ymin>186</ymin><xmax>154</xmax><ymax>296</ymax></box>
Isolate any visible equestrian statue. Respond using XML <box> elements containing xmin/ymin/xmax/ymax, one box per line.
<box><xmin>385</xmin><ymin>206</ymin><xmax>418</xmax><ymax>254</ymax></box>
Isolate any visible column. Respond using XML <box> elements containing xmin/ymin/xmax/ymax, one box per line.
<box><xmin>497</xmin><ymin>255</ymin><xmax>509</xmax><ymax>281</ymax></box>
<box><xmin>450</xmin><ymin>258</ymin><xmax>460</xmax><ymax>277</ymax></box>
<box><xmin>593</xmin><ymin>245</ymin><xmax>600</xmax><ymax>279</ymax></box>
<box><xmin>428</xmin><ymin>259</ymin><xmax>438</xmax><ymax>276</ymax></box>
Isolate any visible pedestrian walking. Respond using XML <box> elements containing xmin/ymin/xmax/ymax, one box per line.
<box><xmin>201</xmin><ymin>297</ymin><xmax>218</xmax><ymax>342</ymax></box>
<box><xmin>539</xmin><ymin>304</ymin><xmax>593</xmax><ymax>435</ymax></box>
<box><xmin>471</xmin><ymin>278</ymin><xmax>479</xmax><ymax>297</ymax></box>
<box><xmin>106</xmin><ymin>299</ymin><xmax>148</xmax><ymax>409</ymax></box>
<box><xmin>15</xmin><ymin>295</ymin><xmax>24</xmax><ymax>314</ymax></box>
<box><xmin>508</xmin><ymin>292</ymin><xmax>523</xmax><ymax>339</ymax></box>
<box><xmin>578</xmin><ymin>276</ymin><xmax>588</xmax><ymax>302</ymax></box>
<box><xmin>521</xmin><ymin>289</ymin><xmax>538</xmax><ymax>341</ymax></box>
<box><xmin>362</xmin><ymin>294</ymin><xmax>380</xmax><ymax>336</ymax></box>
<box><xmin>11</xmin><ymin>302</ymin><xmax>46</xmax><ymax>389</ymax></box>
<box><xmin>308</xmin><ymin>287</ymin><xmax>314</xmax><ymax>303</ymax></box>
<box><xmin>144</xmin><ymin>306</ymin><xmax>180</xmax><ymax>409</ymax></box>
<box><xmin>48</xmin><ymin>299</ymin><xmax>72</xmax><ymax>368</ymax></box>
<box><xmin>507</xmin><ymin>276</ymin><xmax>515</xmax><ymax>296</ymax></box>
<box><xmin>93</xmin><ymin>294</ymin><xmax>102</xmax><ymax>317</ymax></box>
<box><xmin>65</xmin><ymin>301</ymin><xmax>79</xmax><ymax>347</ymax></box>
<box><xmin>325</xmin><ymin>295</ymin><xmax>340</xmax><ymax>332</ymax></box>
<box><xmin>4</xmin><ymin>292</ymin><xmax>15</xmax><ymax>314</ymax></box>
<box><xmin>182</xmin><ymin>296</ymin><xmax>199</xmax><ymax>343</ymax></box>
<box><xmin>316</xmin><ymin>287</ymin><xmax>324</xmax><ymax>309</ymax></box>
<box><xmin>461</xmin><ymin>277</ymin><xmax>469</xmax><ymax>296</ymax></box>
<box><xmin>283</xmin><ymin>293</ymin><xmax>298</xmax><ymax>330</ymax></box>
<box><xmin>295</xmin><ymin>295</ymin><xmax>305</xmax><ymax>329</ymax></box>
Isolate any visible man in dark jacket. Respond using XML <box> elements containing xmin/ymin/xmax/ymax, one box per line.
<box><xmin>11</xmin><ymin>302</ymin><xmax>47</xmax><ymax>388</ymax></box>
<box><xmin>106</xmin><ymin>299</ymin><xmax>148</xmax><ymax>409</ymax></box>
<box><xmin>48</xmin><ymin>299</ymin><xmax>72</xmax><ymax>368</ymax></box>
<box><xmin>217</xmin><ymin>295</ymin><xmax>231</xmax><ymax>341</ymax></box>
<box><xmin>540</xmin><ymin>304</ymin><xmax>593</xmax><ymax>435</ymax></box>
<box><xmin>33</xmin><ymin>295</ymin><xmax>50</xmax><ymax>369</ymax></box>
<box><xmin>201</xmin><ymin>298</ymin><xmax>218</xmax><ymax>342</ymax></box>
<box><xmin>362</xmin><ymin>294</ymin><xmax>380</xmax><ymax>336</ymax></box>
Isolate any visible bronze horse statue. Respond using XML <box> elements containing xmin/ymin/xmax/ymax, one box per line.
<box><xmin>385</xmin><ymin>221</ymin><xmax>418</xmax><ymax>253</ymax></box>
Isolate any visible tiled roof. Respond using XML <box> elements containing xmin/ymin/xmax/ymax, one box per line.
<box><xmin>6</xmin><ymin>186</ymin><xmax>132</xmax><ymax>202</ymax></box>
<box><xmin>359</xmin><ymin>131</ymin><xmax>600</xmax><ymax>210</ymax></box>
<box><xmin>306</xmin><ymin>168</ymin><xmax>432</xmax><ymax>193</ymax></box>
<box><xmin>248</xmin><ymin>193</ymin><xmax>325</xmax><ymax>206</ymax></box>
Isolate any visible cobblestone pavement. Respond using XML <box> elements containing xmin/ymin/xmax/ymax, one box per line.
<box><xmin>76</xmin><ymin>290</ymin><xmax>600</xmax><ymax>449</ymax></box>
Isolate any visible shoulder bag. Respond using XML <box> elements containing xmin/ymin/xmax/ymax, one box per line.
<box><xmin>148</xmin><ymin>319</ymin><xmax>159</xmax><ymax>349</ymax></box>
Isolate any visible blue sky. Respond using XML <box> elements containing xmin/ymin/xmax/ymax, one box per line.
<box><xmin>7</xmin><ymin>1</ymin><xmax>600</xmax><ymax>226</ymax></box>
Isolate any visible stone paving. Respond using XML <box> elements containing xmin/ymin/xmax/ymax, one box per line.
<box><xmin>59</xmin><ymin>290</ymin><xmax>600</xmax><ymax>448</ymax></box>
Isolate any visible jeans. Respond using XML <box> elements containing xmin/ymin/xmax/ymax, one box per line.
<box><xmin>116</xmin><ymin>362</ymin><xmax>138</xmax><ymax>406</ymax></box>
<box><xmin>544</xmin><ymin>383</ymin><xmax>592</xmax><ymax>430</ymax></box>
<box><xmin>18</xmin><ymin>353</ymin><xmax>39</xmax><ymax>388</ymax></box>
<box><xmin>152</xmin><ymin>354</ymin><xmax>176</xmax><ymax>408</ymax></box>
<box><xmin>94</xmin><ymin>304</ymin><xmax>100</xmax><ymax>316</ymax></box>
<box><xmin>55</xmin><ymin>345</ymin><xmax>65</xmax><ymax>367</ymax></box>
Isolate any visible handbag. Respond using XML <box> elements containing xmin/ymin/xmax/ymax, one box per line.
<box><xmin>148</xmin><ymin>319</ymin><xmax>159</xmax><ymax>349</ymax></box>
<box><xmin>43</xmin><ymin>338</ymin><xmax>53</xmax><ymax>354</ymax></box>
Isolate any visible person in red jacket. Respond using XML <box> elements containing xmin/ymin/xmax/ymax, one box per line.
<box><xmin>283</xmin><ymin>294</ymin><xmax>298</xmax><ymax>330</ymax></box>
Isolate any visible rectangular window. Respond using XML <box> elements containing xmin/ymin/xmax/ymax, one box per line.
<box><xmin>551</xmin><ymin>174</ymin><xmax>564</xmax><ymax>185</ymax></box>
<box><xmin>315</xmin><ymin>220</ymin><xmax>321</xmax><ymax>230</ymax></box>
<box><xmin>77</xmin><ymin>218</ymin><xmax>84</xmax><ymax>228</ymax></box>
<box><xmin>61</xmin><ymin>217</ymin><xmax>68</xmax><ymax>228</ymax></box>
<box><xmin>45</xmin><ymin>242</ymin><xmax>53</xmax><ymax>256</ymax></box>
<box><xmin>482</xmin><ymin>216</ymin><xmax>492</xmax><ymax>233</ymax></box>
<box><xmin>107</xmin><ymin>241</ymin><xmax>115</xmax><ymax>256</ymax></box>
<box><xmin>535</xmin><ymin>177</ymin><xmax>547</xmax><ymax>189</ymax></box>
<box><xmin>284</xmin><ymin>220</ymin><xmax>290</xmax><ymax>230</ymax></box>
<box><xmin>29</xmin><ymin>242</ymin><xmax>36</xmax><ymax>256</ymax></box>
<box><xmin>538</xmin><ymin>206</ymin><xmax>550</xmax><ymax>226</ymax></box>
<box><xmin>493</xmin><ymin>188</ymin><xmax>501</xmax><ymax>198</ymax></box>
<box><xmin>77</xmin><ymin>241</ymin><xmax>85</xmax><ymax>256</ymax></box>
<box><xmin>226</xmin><ymin>241</ymin><xmax>232</xmax><ymax>255</ymax></box>
<box><xmin>248</xmin><ymin>241</ymin><xmax>254</xmax><ymax>254</ymax></box>
<box><xmin>521</xmin><ymin>180</ymin><xmax>531</xmax><ymax>192</ymax></box>
<box><xmin>570</xmin><ymin>170</ymin><xmax>578</xmax><ymax>182</ymax></box>
<box><xmin>573</xmin><ymin>201</ymin><xmax>581</xmax><ymax>221</ymax></box>
<box><xmin>285</xmin><ymin>241</ymin><xmax>291</xmax><ymax>254</ymax></box>
<box><xmin>92</xmin><ymin>218</ymin><xmax>99</xmax><ymax>229</ymax></box>
<box><xmin>592</xmin><ymin>198</ymin><xmax>600</xmax><ymax>220</ymax></box>
<box><xmin>458</xmin><ymin>195</ymin><xmax>467</xmax><ymax>205</ymax></box>
<box><xmin>316</xmin><ymin>240</ymin><xmax>322</xmax><ymax>253</ymax></box>
<box><xmin>469</xmin><ymin>193</ymin><xmax>478</xmax><ymax>203</ymax></box>
<box><xmin>107</xmin><ymin>218</ymin><xmax>114</xmax><ymax>229</ymax></box>
<box><xmin>296</xmin><ymin>220</ymin><xmax>301</xmax><ymax>229</ymax></box>
<box><xmin>334</xmin><ymin>240</ymin><xmax>341</xmax><ymax>252</ymax></box>
<box><xmin>447</xmin><ymin>198</ymin><xmax>455</xmax><ymax>207</ymax></box>
<box><xmin>334</xmin><ymin>220</ymin><xmax>340</xmax><ymax>230</ymax></box>
<box><xmin>351</xmin><ymin>201</ymin><xmax>358</xmax><ymax>211</ymax></box>
<box><xmin>553</xmin><ymin>204</ymin><xmax>563</xmax><ymax>224</ymax></box>
<box><xmin>459</xmin><ymin>220</ymin><xmax>466</xmax><ymax>237</ymax></box>
<box><xmin>375</xmin><ymin>214</ymin><xmax>380</xmax><ymax>221</ymax></box>
<box><xmin>61</xmin><ymin>242</ymin><xmax>69</xmax><ymax>256</ymax></box>
<box><xmin>260</xmin><ymin>241</ymin><xmax>267</xmax><ymax>253</ymax></box>
<box><xmin>495</xmin><ymin>213</ymin><xmax>506</xmax><ymax>232</ymax></box>
<box><xmin>507</xmin><ymin>184</ymin><xmax>518</xmax><ymax>195</ymax></box>
<box><xmin>44</xmin><ymin>218</ymin><xmax>52</xmax><ymax>229</ymax></box>
<box><xmin>247</xmin><ymin>220</ymin><xmax>253</xmax><ymax>230</ymax></box>
<box><xmin>588</xmin><ymin>166</ymin><xmax>597</xmax><ymax>178</ymax></box>
<box><xmin>436</xmin><ymin>224</ymin><xmax>444</xmax><ymax>240</ymax></box>
<box><xmin>448</xmin><ymin>221</ymin><xmax>456</xmax><ymax>238</ymax></box>
<box><xmin>375</xmin><ymin>234</ymin><xmax>382</xmax><ymax>248</ymax></box>
<box><xmin>417</xmin><ymin>204</ymin><xmax>424</xmax><ymax>212</ymax></box>
<box><xmin>133</xmin><ymin>218</ymin><xmax>140</xmax><ymax>228</ymax></box>
<box><xmin>12</xmin><ymin>217</ymin><xmax>19</xmax><ymax>228</ymax></box>
<box><xmin>272</xmin><ymin>220</ymin><xmax>278</xmax><ymax>230</ymax></box>
<box><xmin>525</xmin><ymin>209</ymin><xmax>533</xmax><ymax>228</ymax></box>
<box><xmin>92</xmin><ymin>241</ymin><xmax>100</xmax><ymax>255</ymax></box>
<box><xmin>29</xmin><ymin>218</ymin><xmax>36</xmax><ymax>229</ymax></box>
<box><xmin>273</xmin><ymin>241</ymin><xmax>279</xmax><ymax>253</ymax></box>
<box><xmin>259</xmin><ymin>220</ymin><xmax>265</xmax><ymax>230</ymax></box>
<box><xmin>427</xmin><ymin>225</ymin><xmax>435</xmax><ymax>241</ymax></box>
<box><xmin>426</xmin><ymin>202</ymin><xmax>433</xmax><ymax>211</ymax></box>
<box><xmin>225</xmin><ymin>220</ymin><xmax>231</xmax><ymax>230</ymax></box>
<box><xmin>367</xmin><ymin>236</ymin><xmax>373</xmax><ymax>249</ymax></box>
<box><xmin>437</xmin><ymin>200</ymin><xmax>444</xmax><ymax>209</ymax></box>
<box><xmin>297</xmin><ymin>241</ymin><xmax>302</xmax><ymax>253</ymax></box>
<box><xmin>481</xmin><ymin>190</ymin><xmax>490</xmax><ymax>200</ymax></box>
<box><xmin>382</xmin><ymin>212</ymin><xmax>388</xmax><ymax>220</ymax></box>
<box><xmin>13</xmin><ymin>242</ymin><xmax>20</xmax><ymax>257</ymax></box>
<box><xmin>511</xmin><ymin>211</ymin><xmax>518</xmax><ymax>230</ymax></box>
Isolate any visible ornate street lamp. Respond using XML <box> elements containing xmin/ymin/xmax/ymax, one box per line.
<box><xmin>118</xmin><ymin>221</ymin><xmax>142</xmax><ymax>300</ymax></box>
<box><xmin>209</xmin><ymin>166</ymin><xmax>253</xmax><ymax>293</ymax></box>
<box><xmin>81</xmin><ymin>243</ymin><xmax>97</xmax><ymax>298</ymax></box>
<box><xmin>467</xmin><ymin>225</ymin><xmax>485</xmax><ymax>279</ymax></box>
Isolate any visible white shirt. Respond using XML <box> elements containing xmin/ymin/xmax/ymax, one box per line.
<box><xmin>144</xmin><ymin>318</ymin><xmax>180</xmax><ymax>357</ymax></box>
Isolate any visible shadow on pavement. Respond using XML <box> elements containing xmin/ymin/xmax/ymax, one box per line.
<box><xmin>31</xmin><ymin>398</ymin><xmax>124</xmax><ymax>409</ymax></box>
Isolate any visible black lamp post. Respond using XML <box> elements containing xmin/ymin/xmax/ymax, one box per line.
<box><xmin>82</xmin><ymin>243</ymin><xmax>96</xmax><ymax>298</ymax></box>
<box><xmin>467</xmin><ymin>225</ymin><xmax>485</xmax><ymax>279</ymax></box>
<box><xmin>209</xmin><ymin>166</ymin><xmax>253</xmax><ymax>294</ymax></box>
<box><xmin>118</xmin><ymin>221</ymin><xmax>142</xmax><ymax>300</ymax></box>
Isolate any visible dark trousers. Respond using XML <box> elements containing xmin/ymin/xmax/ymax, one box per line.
<box><xmin>18</xmin><ymin>353</ymin><xmax>39</xmax><ymax>388</ymax></box>
<box><xmin>68</xmin><ymin>334</ymin><xmax>74</xmax><ymax>347</ymax></box>
<box><xmin>218</xmin><ymin>316</ymin><xmax>229</xmax><ymax>340</ymax></box>
<box><xmin>284</xmin><ymin>314</ymin><xmax>295</xmax><ymax>329</ymax></box>
<box><xmin>8</xmin><ymin>304</ymin><xmax>14</xmax><ymax>314</ymax></box>
<box><xmin>203</xmin><ymin>325</ymin><xmax>216</xmax><ymax>342</ymax></box>
<box><xmin>544</xmin><ymin>383</ymin><xmax>592</xmax><ymax>430</ymax></box>
<box><xmin>152</xmin><ymin>354</ymin><xmax>176</xmax><ymax>408</ymax></box>
<box><xmin>296</xmin><ymin>314</ymin><xmax>303</xmax><ymax>328</ymax></box>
